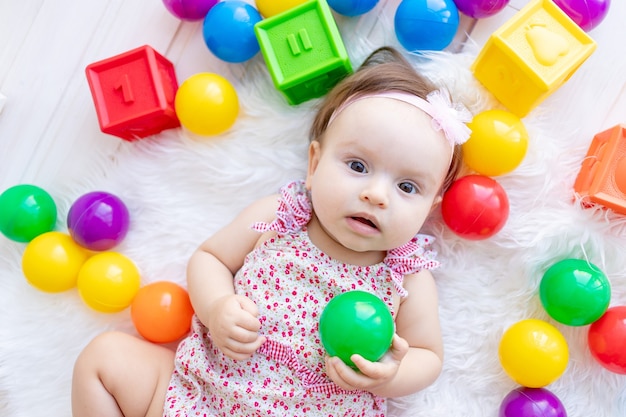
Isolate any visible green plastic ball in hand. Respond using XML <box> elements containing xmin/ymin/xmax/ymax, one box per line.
<box><xmin>319</xmin><ymin>290</ymin><xmax>394</xmax><ymax>368</ymax></box>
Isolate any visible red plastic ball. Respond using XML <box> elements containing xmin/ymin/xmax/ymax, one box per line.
<box><xmin>131</xmin><ymin>281</ymin><xmax>195</xmax><ymax>344</ymax></box>
<box><xmin>441</xmin><ymin>174</ymin><xmax>509</xmax><ymax>240</ymax></box>
<box><xmin>588</xmin><ymin>306</ymin><xmax>626</xmax><ymax>374</ymax></box>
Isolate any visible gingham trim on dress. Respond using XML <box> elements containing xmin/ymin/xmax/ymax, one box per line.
<box><xmin>384</xmin><ymin>235</ymin><xmax>440</xmax><ymax>297</ymax></box>
<box><xmin>258</xmin><ymin>339</ymin><xmax>385</xmax><ymax>410</ymax></box>
<box><xmin>252</xmin><ymin>181</ymin><xmax>312</xmax><ymax>234</ymax></box>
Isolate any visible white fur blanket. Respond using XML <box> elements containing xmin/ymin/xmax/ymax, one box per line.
<box><xmin>1</xmin><ymin>8</ymin><xmax>626</xmax><ymax>417</ymax></box>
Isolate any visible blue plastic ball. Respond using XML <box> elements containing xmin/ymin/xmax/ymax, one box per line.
<box><xmin>327</xmin><ymin>0</ymin><xmax>379</xmax><ymax>16</ymax></box>
<box><xmin>202</xmin><ymin>1</ymin><xmax>262</xmax><ymax>63</ymax></box>
<box><xmin>394</xmin><ymin>0</ymin><xmax>460</xmax><ymax>51</ymax></box>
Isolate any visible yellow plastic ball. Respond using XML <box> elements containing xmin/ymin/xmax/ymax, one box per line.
<box><xmin>499</xmin><ymin>319</ymin><xmax>569</xmax><ymax>388</ymax></box>
<box><xmin>77</xmin><ymin>252</ymin><xmax>141</xmax><ymax>313</ymax></box>
<box><xmin>22</xmin><ymin>231</ymin><xmax>89</xmax><ymax>292</ymax></box>
<box><xmin>254</xmin><ymin>0</ymin><xmax>308</xmax><ymax>17</ymax></box>
<box><xmin>463</xmin><ymin>109</ymin><xmax>529</xmax><ymax>176</ymax></box>
<box><xmin>175</xmin><ymin>73</ymin><xmax>239</xmax><ymax>136</ymax></box>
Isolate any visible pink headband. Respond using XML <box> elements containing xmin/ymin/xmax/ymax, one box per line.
<box><xmin>328</xmin><ymin>89</ymin><xmax>472</xmax><ymax>147</ymax></box>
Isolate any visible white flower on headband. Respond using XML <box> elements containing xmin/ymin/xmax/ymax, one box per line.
<box><xmin>425</xmin><ymin>89</ymin><xmax>473</xmax><ymax>146</ymax></box>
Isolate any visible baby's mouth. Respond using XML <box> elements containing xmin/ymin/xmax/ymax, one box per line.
<box><xmin>352</xmin><ymin>216</ymin><xmax>377</xmax><ymax>229</ymax></box>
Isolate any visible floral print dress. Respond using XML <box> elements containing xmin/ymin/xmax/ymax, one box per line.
<box><xmin>164</xmin><ymin>180</ymin><xmax>440</xmax><ymax>417</ymax></box>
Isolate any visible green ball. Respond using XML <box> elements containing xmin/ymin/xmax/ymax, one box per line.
<box><xmin>539</xmin><ymin>258</ymin><xmax>611</xmax><ymax>326</ymax></box>
<box><xmin>319</xmin><ymin>290</ymin><xmax>394</xmax><ymax>368</ymax></box>
<box><xmin>0</xmin><ymin>184</ymin><xmax>57</xmax><ymax>242</ymax></box>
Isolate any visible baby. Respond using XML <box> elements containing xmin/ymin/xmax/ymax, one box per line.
<box><xmin>72</xmin><ymin>46</ymin><xmax>471</xmax><ymax>417</ymax></box>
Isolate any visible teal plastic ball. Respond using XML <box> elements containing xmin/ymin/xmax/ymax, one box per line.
<box><xmin>539</xmin><ymin>258</ymin><xmax>611</xmax><ymax>326</ymax></box>
<box><xmin>319</xmin><ymin>290</ymin><xmax>394</xmax><ymax>368</ymax></box>
<box><xmin>0</xmin><ymin>184</ymin><xmax>57</xmax><ymax>242</ymax></box>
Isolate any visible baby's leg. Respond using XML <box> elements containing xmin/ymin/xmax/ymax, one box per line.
<box><xmin>72</xmin><ymin>331</ymin><xmax>175</xmax><ymax>417</ymax></box>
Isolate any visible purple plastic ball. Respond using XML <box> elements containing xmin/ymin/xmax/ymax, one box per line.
<box><xmin>552</xmin><ymin>0</ymin><xmax>610</xmax><ymax>32</ymax></box>
<box><xmin>67</xmin><ymin>191</ymin><xmax>130</xmax><ymax>251</ymax></box>
<box><xmin>499</xmin><ymin>387</ymin><xmax>567</xmax><ymax>417</ymax></box>
<box><xmin>454</xmin><ymin>0</ymin><xmax>509</xmax><ymax>18</ymax></box>
<box><xmin>162</xmin><ymin>0</ymin><xmax>218</xmax><ymax>21</ymax></box>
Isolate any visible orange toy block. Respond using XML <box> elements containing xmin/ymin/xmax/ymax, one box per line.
<box><xmin>472</xmin><ymin>0</ymin><xmax>596</xmax><ymax>117</ymax></box>
<box><xmin>574</xmin><ymin>124</ymin><xmax>626</xmax><ymax>215</ymax></box>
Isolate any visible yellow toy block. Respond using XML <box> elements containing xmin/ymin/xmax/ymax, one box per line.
<box><xmin>471</xmin><ymin>0</ymin><xmax>596</xmax><ymax>117</ymax></box>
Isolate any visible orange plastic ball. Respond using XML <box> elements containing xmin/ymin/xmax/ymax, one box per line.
<box><xmin>131</xmin><ymin>281</ymin><xmax>194</xmax><ymax>343</ymax></box>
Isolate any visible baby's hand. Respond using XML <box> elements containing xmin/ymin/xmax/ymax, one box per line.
<box><xmin>207</xmin><ymin>294</ymin><xmax>266</xmax><ymax>361</ymax></box>
<box><xmin>325</xmin><ymin>334</ymin><xmax>409</xmax><ymax>393</ymax></box>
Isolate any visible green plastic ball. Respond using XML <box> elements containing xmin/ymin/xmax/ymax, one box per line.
<box><xmin>539</xmin><ymin>258</ymin><xmax>611</xmax><ymax>326</ymax></box>
<box><xmin>0</xmin><ymin>184</ymin><xmax>57</xmax><ymax>242</ymax></box>
<box><xmin>319</xmin><ymin>290</ymin><xmax>394</xmax><ymax>368</ymax></box>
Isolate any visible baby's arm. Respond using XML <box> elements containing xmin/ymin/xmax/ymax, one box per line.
<box><xmin>187</xmin><ymin>194</ymin><xmax>279</xmax><ymax>360</ymax></box>
<box><xmin>325</xmin><ymin>269</ymin><xmax>443</xmax><ymax>397</ymax></box>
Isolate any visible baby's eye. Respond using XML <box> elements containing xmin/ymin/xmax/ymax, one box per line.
<box><xmin>348</xmin><ymin>160</ymin><xmax>367</xmax><ymax>173</ymax></box>
<box><xmin>398</xmin><ymin>181</ymin><xmax>419</xmax><ymax>194</ymax></box>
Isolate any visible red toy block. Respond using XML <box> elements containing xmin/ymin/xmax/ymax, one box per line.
<box><xmin>574</xmin><ymin>124</ymin><xmax>626</xmax><ymax>215</ymax></box>
<box><xmin>85</xmin><ymin>45</ymin><xmax>180</xmax><ymax>141</ymax></box>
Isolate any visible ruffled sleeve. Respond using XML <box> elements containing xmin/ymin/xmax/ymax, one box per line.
<box><xmin>384</xmin><ymin>235</ymin><xmax>440</xmax><ymax>297</ymax></box>
<box><xmin>252</xmin><ymin>180</ymin><xmax>312</xmax><ymax>234</ymax></box>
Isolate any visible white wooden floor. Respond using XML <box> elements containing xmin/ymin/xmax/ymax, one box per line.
<box><xmin>1</xmin><ymin>1</ymin><xmax>626</xmax><ymax>416</ymax></box>
<box><xmin>1</xmin><ymin>0</ymin><xmax>624</xmax><ymax>195</ymax></box>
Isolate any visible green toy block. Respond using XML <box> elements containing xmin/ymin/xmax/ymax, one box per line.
<box><xmin>254</xmin><ymin>0</ymin><xmax>353</xmax><ymax>105</ymax></box>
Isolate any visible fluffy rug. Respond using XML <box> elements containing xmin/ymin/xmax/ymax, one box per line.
<box><xmin>1</xmin><ymin>8</ymin><xmax>625</xmax><ymax>417</ymax></box>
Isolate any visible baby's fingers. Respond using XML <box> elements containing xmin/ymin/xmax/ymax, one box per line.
<box><xmin>387</xmin><ymin>334</ymin><xmax>409</xmax><ymax>362</ymax></box>
<box><xmin>351</xmin><ymin>334</ymin><xmax>408</xmax><ymax>373</ymax></box>
<box><xmin>325</xmin><ymin>356</ymin><xmax>362</xmax><ymax>391</ymax></box>
<box><xmin>234</xmin><ymin>295</ymin><xmax>262</xmax><ymax>332</ymax></box>
<box><xmin>222</xmin><ymin>335</ymin><xmax>266</xmax><ymax>361</ymax></box>
<box><xmin>236</xmin><ymin>294</ymin><xmax>260</xmax><ymax>317</ymax></box>
<box><xmin>230</xmin><ymin>325</ymin><xmax>263</xmax><ymax>344</ymax></box>
<box><xmin>350</xmin><ymin>354</ymin><xmax>383</xmax><ymax>378</ymax></box>
<box><xmin>349</xmin><ymin>354</ymin><xmax>397</xmax><ymax>382</ymax></box>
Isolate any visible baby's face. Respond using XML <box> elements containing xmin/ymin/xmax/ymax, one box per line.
<box><xmin>305</xmin><ymin>97</ymin><xmax>452</xmax><ymax>256</ymax></box>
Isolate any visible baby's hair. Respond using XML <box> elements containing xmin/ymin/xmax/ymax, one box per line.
<box><xmin>310</xmin><ymin>46</ymin><xmax>463</xmax><ymax>193</ymax></box>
